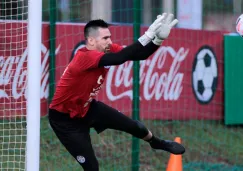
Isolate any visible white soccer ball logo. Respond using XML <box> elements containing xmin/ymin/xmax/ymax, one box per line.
<box><xmin>192</xmin><ymin>47</ymin><xmax>218</xmax><ymax>104</ymax></box>
<box><xmin>236</xmin><ymin>14</ymin><xmax>243</xmax><ymax>37</ymax></box>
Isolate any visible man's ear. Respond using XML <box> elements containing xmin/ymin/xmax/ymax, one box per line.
<box><xmin>87</xmin><ymin>37</ymin><xmax>95</xmax><ymax>46</ymax></box>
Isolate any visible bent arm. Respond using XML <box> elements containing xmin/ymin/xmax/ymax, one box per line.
<box><xmin>98</xmin><ymin>41</ymin><xmax>159</xmax><ymax>67</ymax></box>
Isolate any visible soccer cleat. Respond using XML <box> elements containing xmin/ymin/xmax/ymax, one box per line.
<box><xmin>149</xmin><ymin>138</ymin><xmax>185</xmax><ymax>155</ymax></box>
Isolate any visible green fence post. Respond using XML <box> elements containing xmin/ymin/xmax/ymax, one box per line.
<box><xmin>224</xmin><ymin>35</ymin><xmax>243</xmax><ymax>125</ymax></box>
<box><xmin>132</xmin><ymin>0</ymin><xmax>141</xmax><ymax>171</ymax></box>
<box><xmin>49</xmin><ymin>0</ymin><xmax>56</xmax><ymax>103</ymax></box>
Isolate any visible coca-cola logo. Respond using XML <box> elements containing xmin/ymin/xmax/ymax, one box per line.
<box><xmin>0</xmin><ymin>43</ymin><xmax>61</xmax><ymax>100</ymax></box>
<box><xmin>106</xmin><ymin>46</ymin><xmax>189</xmax><ymax>101</ymax></box>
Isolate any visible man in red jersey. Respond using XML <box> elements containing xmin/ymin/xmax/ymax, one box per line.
<box><xmin>49</xmin><ymin>13</ymin><xmax>185</xmax><ymax>170</ymax></box>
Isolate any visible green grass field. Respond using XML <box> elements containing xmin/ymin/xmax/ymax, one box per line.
<box><xmin>1</xmin><ymin>117</ymin><xmax>243</xmax><ymax>171</ymax></box>
<box><xmin>39</xmin><ymin>117</ymin><xmax>243</xmax><ymax>171</ymax></box>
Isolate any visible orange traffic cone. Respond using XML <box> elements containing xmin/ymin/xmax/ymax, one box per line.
<box><xmin>166</xmin><ymin>137</ymin><xmax>183</xmax><ymax>171</ymax></box>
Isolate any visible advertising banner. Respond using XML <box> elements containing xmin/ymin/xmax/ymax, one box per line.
<box><xmin>0</xmin><ymin>22</ymin><xmax>224</xmax><ymax>120</ymax></box>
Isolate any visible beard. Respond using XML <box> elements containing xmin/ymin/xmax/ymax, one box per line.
<box><xmin>104</xmin><ymin>45</ymin><xmax>111</xmax><ymax>53</ymax></box>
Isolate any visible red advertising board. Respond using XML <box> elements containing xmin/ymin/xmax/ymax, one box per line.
<box><xmin>0</xmin><ymin>22</ymin><xmax>224</xmax><ymax>120</ymax></box>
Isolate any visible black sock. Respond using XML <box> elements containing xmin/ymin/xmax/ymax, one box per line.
<box><xmin>146</xmin><ymin>135</ymin><xmax>159</xmax><ymax>143</ymax></box>
<box><xmin>146</xmin><ymin>135</ymin><xmax>168</xmax><ymax>150</ymax></box>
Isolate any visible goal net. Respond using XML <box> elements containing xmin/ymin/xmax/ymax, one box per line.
<box><xmin>0</xmin><ymin>1</ymin><xmax>28</xmax><ymax>170</ymax></box>
<box><xmin>0</xmin><ymin>0</ymin><xmax>41</xmax><ymax>170</ymax></box>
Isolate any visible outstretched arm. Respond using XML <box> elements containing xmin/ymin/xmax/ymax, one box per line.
<box><xmin>98</xmin><ymin>13</ymin><xmax>178</xmax><ymax>67</ymax></box>
<box><xmin>98</xmin><ymin>41</ymin><xmax>159</xmax><ymax>66</ymax></box>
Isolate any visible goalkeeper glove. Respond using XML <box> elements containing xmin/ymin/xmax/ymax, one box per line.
<box><xmin>152</xmin><ymin>13</ymin><xmax>179</xmax><ymax>46</ymax></box>
<box><xmin>138</xmin><ymin>14</ymin><xmax>165</xmax><ymax>46</ymax></box>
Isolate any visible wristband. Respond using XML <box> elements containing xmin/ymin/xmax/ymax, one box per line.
<box><xmin>138</xmin><ymin>34</ymin><xmax>151</xmax><ymax>46</ymax></box>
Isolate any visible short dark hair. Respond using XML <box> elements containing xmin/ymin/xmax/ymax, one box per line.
<box><xmin>84</xmin><ymin>19</ymin><xmax>109</xmax><ymax>39</ymax></box>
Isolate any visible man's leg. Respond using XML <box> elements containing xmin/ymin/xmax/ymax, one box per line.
<box><xmin>48</xmin><ymin>109</ymin><xmax>99</xmax><ymax>171</ymax></box>
<box><xmin>91</xmin><ymin>101</ymin><xmax>185</xmax><ymax>155</ymax></box>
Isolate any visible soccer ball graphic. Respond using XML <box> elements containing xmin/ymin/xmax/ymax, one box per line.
<box><xmin>236</xmin><ymin>14</ymin><xmax>243</xmax><ymax>37</ymax></box>
<box><xmin>192</xmin><ymin>46</ymin><xmax>218</xmax><ymax>104</ymax></box>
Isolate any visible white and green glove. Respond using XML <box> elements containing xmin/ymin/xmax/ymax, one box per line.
<box><xmin>138</xmin><ymin>15</ymin><xmax>164</xmax><ymax>46</ymax></box>
<box><xmin>152</xmin><ymin>13</ymin><xmax>179</xmax><ymax>45</ymax></box>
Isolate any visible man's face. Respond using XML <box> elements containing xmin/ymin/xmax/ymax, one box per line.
<box><xmin>93</xmin><ymin>28</ymin><xmax>112</xmax><ymax>53</ymax></box>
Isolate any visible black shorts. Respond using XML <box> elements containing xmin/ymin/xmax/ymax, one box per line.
<box><xmin>48</xmin><ymin>99</ymin><xmax>148</xmax><ymax>170</ymax></box>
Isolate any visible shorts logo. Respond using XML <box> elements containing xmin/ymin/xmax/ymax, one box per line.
<box><xmin>77</xmin><ymin>155</ymin><xmax>85</xmax><ymax>163</ymax></box>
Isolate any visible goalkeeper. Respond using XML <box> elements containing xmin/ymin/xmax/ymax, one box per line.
<box><xmin>49</xmin><ymin>13</ymin><xmax>185</xmax><ymax>171</ymax></box>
